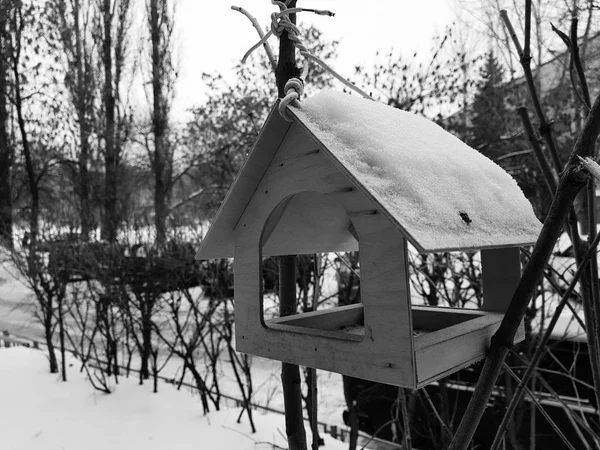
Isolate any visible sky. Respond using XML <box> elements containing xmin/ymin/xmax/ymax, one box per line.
<box><xmin>171</xmin><ymin>0</ymin><xmax>456</xmax><ymax>119</ymax></box>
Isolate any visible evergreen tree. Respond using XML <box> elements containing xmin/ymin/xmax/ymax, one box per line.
<box><xmin>470</xmin><ymin>52</ymin><xmax>509</xmax><ymax>159</ymax></box>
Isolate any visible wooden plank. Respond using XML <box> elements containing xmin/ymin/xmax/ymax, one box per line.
<box><xmin>262</xmin><ymin>191</ymin><xmax>358</xmax><ymax>256</ymax></box>
<box><xmin>414</xmin><ymin>312</ymin><xmax>503</xmax><ymax>350</ymax></box>
<box><xmin>481</xmin><ymin>247</ymin><xmax>521</xmax><ymax>313</ymax></box>
<box><xmin>261</xmin><ymin>196</ymin><xmax>292</xmax><ymax>247</ymax></box>
<box><xmin>269</xmin><ymin>303</ymin><xmax>364</xmax><ymax>330</ymax></box>
<box><xmin>266</xmin><ymin>323</ymin><xmax>364</xmax><ymax>342</ymax></box>
<box><xmin>197</xmin><ymin>103</ymin><xmax>292</xmax><ymax>259</ymax></box>
<box><xmin>288</xmin><ymin>107</ymin><xmax>539</xmax><ymax>253</ymax></box>
<box><xmin>232</xmin><ymin>122</ymin><xmax>417</xmax><ymax>386</ymax></box>
<box><xmin>412</xmin><ymin>305</ymin><xmax>485</xmax><ymax>331</ymax></box>
<box><xmin>415</xmin><ymin>314</ymin><xmax>503</xmax><ymax>385</ymax></box>
<box><xmin>288</xmin><ymin>110</ymin><xmax>427</xmax><ymax>254</ymax></box>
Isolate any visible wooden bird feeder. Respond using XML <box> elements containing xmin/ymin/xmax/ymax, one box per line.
<box><xmin>197</xmin><ymin>90</ymin><xmax>541</xmax><ymax>388</ymax></box>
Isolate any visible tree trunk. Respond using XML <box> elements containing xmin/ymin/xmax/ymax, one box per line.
<box><xmin>186</xmin><ymin>360</ymin><xmax>210</xmax><ymax>414</ymax></box>
<box><xmin>140</xmin><ymin>300</ymin><xmax>152</xmax><ymax>380</ymax></box>
<box><xmin>0</xmin><ymin>11</ymin><xmax>12</xmax><ymax>248</ymax></box>
<box><xmin>44</xmin><ymin>305</ymin><xmax>59</xmax><ymax>373</ymax></box>
<box><xmin>101</xmin><ymin>0</ymin><xmax>117</xmax><ymax>243</ymax></box>
<box><xmin>11</xmin><ymin>28</ymin><xmax>38</xmax><ymax>250</ymax></box>
<box><xmin>58</xmin><ymin>290</ymin><xmax>67</xmax><ymax>382</ymax></box>
<box><xmin>275</xmin><ymin>3</ymin><xmax>307</xmax><ymax>449</ymax></box>
<box><xmin>149</xmin><ymin>0</ymin><xmax>170</xmax><ymax>247</ymax></box>
<box><xmin>279</xmin><ymin>255</ymin><xmax>307</xmax><ymax>450</ymax></box>
<box><xmin>343</xmin><ymin>376</ymin><xmax>359</xmax><ymax>450</ymax></box>
<box><xmin>73</xmin><ymin>0</ymin><xmax>93</xmax><ymax>240</ymax></box>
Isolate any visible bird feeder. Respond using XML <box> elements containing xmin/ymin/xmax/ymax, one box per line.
<box><xmin>196</xmin><ymin>90</ymin><xmax>541</xmax><ymax>388</ymax></box>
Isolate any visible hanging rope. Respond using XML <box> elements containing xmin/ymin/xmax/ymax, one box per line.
<box><xmin>238</xmin><ymin>0</ymin><xmax>373</xmax><ymax>121</ymax></box>
<box><xmin>279</xmin><ymin>77</ymin><xmax>304</xmax><ymax>121</ymax></box>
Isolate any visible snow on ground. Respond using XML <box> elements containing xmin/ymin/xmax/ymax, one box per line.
<box><xmin>0</xmin><ymin>346</ymin><xmax>346</xmax><ymax>450</ymax></box>
<box><xmin>0</xmin><ymin>250</ymin><xmax>350</xmax><ymax>429</ymax></box>
<box><xmin>0</xmin><ymin>251</ymin><xmax>37</xmax><ymax>337</ymax></box>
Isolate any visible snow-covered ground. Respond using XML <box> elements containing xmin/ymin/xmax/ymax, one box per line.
<box><xmin>0</xmin><ymin>346</ymin><xmax>346</xmax><ymax>450</ymax></box>
<box><xmin>0</xmin><ymin>253</ymin><xmax>350</xmax><ymax>430</ymax></box>
<box><xmin>0</xmin><ymin>230</ymin><xmax>584</xmax><ymax>450</ymax></box>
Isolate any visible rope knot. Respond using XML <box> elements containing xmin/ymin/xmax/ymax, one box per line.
<box><xmin>279</xmin><ymin>77</ymin><xmax>304</xmax><ymax>122</ymax></box>
<box><xmin>270</xmin><ymin>10</ymin><xmax>300</xmax><ymax>39</ymax></box>
<box><xmin>236</xmin><ymin>0</ymin><xmax>372</xmax><ymax>122</ymax></box>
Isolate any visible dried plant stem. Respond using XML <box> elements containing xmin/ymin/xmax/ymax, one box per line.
<box><xmin>488</xmin><ymin>230</ymin><xmax>600</xmax><ymax>450</ymax></box>
<box><xmin>501</xmin><ymin>2</ymin><xmax>600</xmax><ymax>440</ymax></box>
<box><xmin>422</xmin><ymin>389</ymin><xmax>453</xmax><ymax>443</ymax></box>
<box><xmin>500</xmin><ymin>7</ymin><xmax>562</xmax><ymax>173</ymax></box>
<box><xmin>569</xmin><ymin>16</ymin><xmax>600</xmax><ymax>403</ymax></box>
<box><xmin>231</xmin><ymin>5</ymin><xmax>277</xmax><ymax>72</ymax></box>
<box><xmin>503</xmin><ymin>364</ymin><xmax>578</xmax><ymax>450</ymax></box>
<box><xmin>518</xmin><ymin>106</ymin><xmax>557</xmax><ymax>194</ymax></box>
<box><xmin>570</xmin><ymin>17</ymin><xmax>592</xmax><ymax>110</ymax></box>
<box><xmin>398</xmin><ymin>388</ymin><xmax>413</xmax><ymax>450</ymax></box>
<box><xmin>511</xmin><ymin>349</ymin><xmax>599</xmax><ymax>448</ymax></box>
<box><xmin>449</xmin><ymin>90</ymin><xmax>600</xmax><ymax>450</ymax></box>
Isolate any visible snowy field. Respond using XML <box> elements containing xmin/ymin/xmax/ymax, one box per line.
<box><xmin>0</xmin><ymin>346</ymin><xmax>346</xmax><ymax>450</ymax></box>
<box><xmin>0</xmin><ymin>257</ymin><xmax>350</xmax><ymax>430</ymax></box>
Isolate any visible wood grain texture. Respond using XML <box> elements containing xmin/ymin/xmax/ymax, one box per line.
<box><xmin>415</xmin><ymin>313</ymin><xmax>503</xmax><ymax>387</ymax></box>
<box><xmin>230</xmin><ymin>119</ymin><xmax>527</xmax><ymax>388</ymax></box>
<box><xmin>197</xmin><ymin>103</ymin><xmax>291</xmax><ymax>259</ymax></box>
<box><xmin>269</xmin><ymin>303</ymin><xmax>364</xmax><ymax>331</ymax></box>
<box><xmin>262</xmin><ymin>191</ymin><xmax>358</xmax><ymax>256</ymax></box>
<box><xmin>233</xmin><ymin>122</ymin><xmax>416</xmax><ymax>387</ymax></box>
<box><xmin>412</xmin><ymin>305</ymin><xmax>486</xmax><ymax>331</ymax></box>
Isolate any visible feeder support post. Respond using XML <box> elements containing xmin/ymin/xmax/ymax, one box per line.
<box><xmin>275</xmin><ymin>2</ymin><xmax>308</xmax><ymax>450</ymax></box>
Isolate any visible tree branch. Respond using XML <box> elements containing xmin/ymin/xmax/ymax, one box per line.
<box><xmin>449</xmin><ymin>91</ymin><xmax>600</xmax><ymax>450</ymax></box>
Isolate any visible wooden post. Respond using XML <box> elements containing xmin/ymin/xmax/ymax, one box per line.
<box><xmin>279</xmin><ymin>254</ymin><xmax>307</xmax><ymax>450</ymax></box>
<box><xmin>3</xmin><ymin>330</ymin><xmax>10</xmax><ymax>348</ymax></box>
<box><xmin>330</xmin><ymin>425</ymin><xmax>338</xmax><ymax>440</ymax></box>
<box><xmin>275</xmin><ymin>2</ymin><xmax>307</xmax><ymax>450</ymax></box>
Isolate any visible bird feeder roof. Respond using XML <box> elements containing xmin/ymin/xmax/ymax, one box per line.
<box><xmin>197</xmin><ymin>90</ymin><xmax>541</xmax><ymax>258</ymax></box>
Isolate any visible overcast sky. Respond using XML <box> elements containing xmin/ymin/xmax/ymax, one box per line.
<box><xmin>170</xmin><ymin>0</ymin><xmax>456</xmax><ymax>119</ymax></box>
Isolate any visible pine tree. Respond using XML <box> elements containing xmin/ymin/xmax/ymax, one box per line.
<box><xmin>470</xmin><ymin>52</ymin><xmax>509</xmax><ymax>159</ymax></box>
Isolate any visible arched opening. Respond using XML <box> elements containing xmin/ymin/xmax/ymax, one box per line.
<box><xmin>260</xmin><ymin>191</ymin><xmax>364</xmax><ymax>341</ymax></box>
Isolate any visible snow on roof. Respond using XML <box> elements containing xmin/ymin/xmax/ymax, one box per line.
<box><xmin>290</xmin><ymin>90</ymin><xmax>542</xmax><ymax>252</ymax></box>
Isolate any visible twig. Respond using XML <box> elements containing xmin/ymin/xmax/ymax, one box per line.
<box><xmin>449</xmin><ymin>90</ymin><xmax>600</xmax><ymax>449</ymax></box>
<box><xmin>500</xmin><ymin>7</ymin><xmax>563</xmax><ymax>173</ymax></box>
<box><xmin>518</xmin><ymin>348</ymin><xmax>600</xmax><ymax>446</ymax></box>
<box><xmin>231</xmin><ymin>6</ymin><xmax>277</xmax><ymax>72</ymax></box>
<box><xmin>359</xmin><ymin>418</ymin><xmax>396</xmax><ymax>450</ymax></box>
<box><xmin>422</xmin><ymin>389</ymin><xmax>453</xmax><ymax>443</ymax></box>
<box><xmin>502</xmin><ymin>364</ymin><xmax>578</xmax><ymax>450</ymax></box>
<box><xmin>489</xmin><ymin>230</ymin><xmax>600</xmax><ymax>450</ymax></box>
<box><xmin>517</xmin><ymin>106</ymin><xmax>557</xmax><ymax>195</ymax></box>
<box><xmin>570</xmin><ymin>17</ymin><xmax>591</xmax><ymax>110</ymax></box>
<box><xmin>519</xmin><ymin>248</ymin><xmax>587</xmax><ymax>333</ymax></box>
<box><xmin>398</xmin><ymin>388</ymin><xmax>412</xmax><ymax>450</ymax></box>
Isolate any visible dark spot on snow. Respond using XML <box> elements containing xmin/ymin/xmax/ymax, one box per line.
<box><xmin>459</xmin><ymin>211</ymin><xmax>472</xmax><ymax>224</ymax></box>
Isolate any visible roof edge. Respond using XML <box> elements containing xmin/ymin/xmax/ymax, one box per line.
<box><xmin>196</xmin><ymin>102</ymin><xmax>292</xmax><ymax>260</ymax></box>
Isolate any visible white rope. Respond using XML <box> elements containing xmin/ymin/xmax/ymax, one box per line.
<box><xmin>279</xmin><ymin>77</ymin><xmax>304</xmax><ymax>121</ymax></box>
<box><xmin>239</xmin><ymin>0</ymin><xmax>373</xmax><ymax>121</ymax></box>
